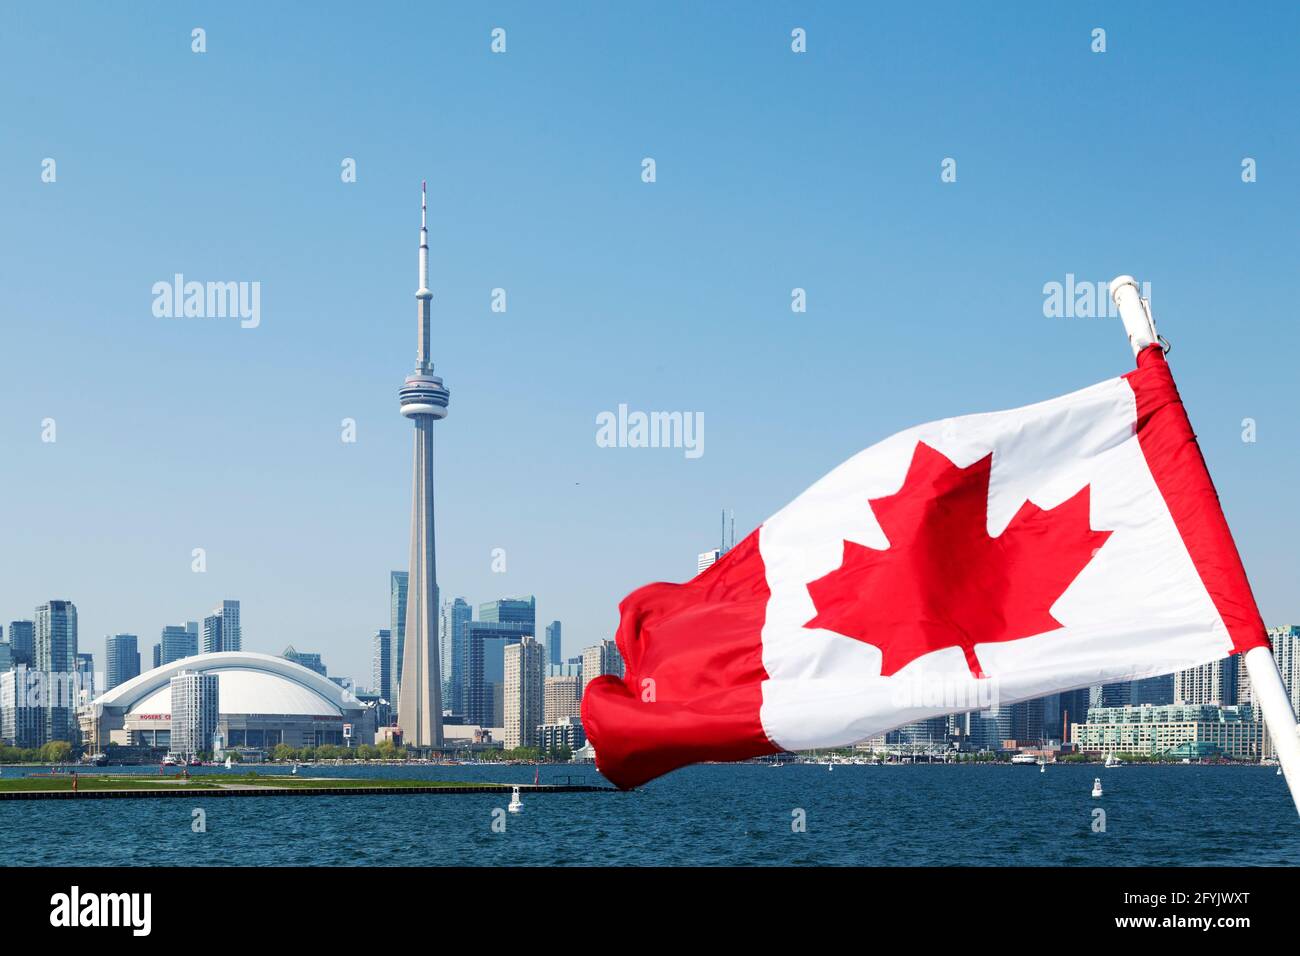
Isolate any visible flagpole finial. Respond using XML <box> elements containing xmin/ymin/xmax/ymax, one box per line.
<box><xmin>1110</xmin><ymin>275</ymin><xmax>1158</xmax><ymax>359</ymax></box>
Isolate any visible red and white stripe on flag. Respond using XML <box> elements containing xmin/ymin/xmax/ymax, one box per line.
<box><xmin>582</xmin><ymin>346</ymin><xmax>1268</xmax><ymax>789</ymax></box>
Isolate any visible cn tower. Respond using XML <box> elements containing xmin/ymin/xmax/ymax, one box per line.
<box><xmin>397</xmin><ymin>181</ymin><xmax>448</xmax><ymax>749</ymax></box>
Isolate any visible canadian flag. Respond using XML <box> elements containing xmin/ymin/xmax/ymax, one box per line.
<box><xmin>582</xmin><ymin>345</ymin><xmax>1269</xmax><ymax>789</ymax></box>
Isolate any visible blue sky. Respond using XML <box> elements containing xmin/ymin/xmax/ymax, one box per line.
<box><xmin>1</xmin><ymin>2</ymin><xmax>1297</xmax><ymax>684</ymax></box>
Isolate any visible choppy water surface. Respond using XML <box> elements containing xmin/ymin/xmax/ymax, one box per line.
<box><xmin>3</xmin><ymin>762</ymin><xmax>1297</xmax><ymax>866</ymax></box>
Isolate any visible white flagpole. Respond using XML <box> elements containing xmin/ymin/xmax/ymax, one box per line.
<box><xmin>1110</xmin><ymin>275</ymin><xmax>1300</xmax><ymax>817</ymax></box>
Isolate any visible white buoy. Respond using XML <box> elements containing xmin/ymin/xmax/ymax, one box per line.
<box><xmin>1039</xmin><ymin>762</ymin><xmax>1045</xmax><ymax>774</ymax></box>
<box><xmin>1091</xmin><ymin>777</ymin><xmax>1103</xmax><ymax>798</ymax></box>
<box><xmin>508</xmin><ymin>785</ymin><xmax>523</xmax><ymax>813</ymax></box>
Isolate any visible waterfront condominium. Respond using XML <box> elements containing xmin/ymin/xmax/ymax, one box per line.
<box><xmin>169</xmin><ymin>670</ymin><xmax>219</xmax><ymax>757</ymax></box>
<box><xmin>503</xmin><ymin>636</ymin><xmax>545</xmax><ymax>750</ymax></box>
<box><xmin>1174</xmin><ymin>655</ymin><xmax>1239</xmax><ymax>706</ymax></box>
<box><xmin>35</xmin><ymin>600</ymin><xmax>78</xmax><ymax>743</ymax></box>
<box><xmin>389</xmin><ymin>570</ymin><xmax>408</xmax><ymax>707</ymax></box>
<box><xmin>0</xmin><ymin>666</ymin><xmax>43</xmax><ymax>748</ymax></box>
<box><xmin>202</xmin><ymin>600</ymin><xmax>242</xmax><ymax>654</ymax></box>
<box><xmin>544</xmin><ymin>674</ymin><xmax>581</xmax><ymax>723</ymax></box>
<box><xmin>580</xmin><ymin>640</ymin><xmax>624</xmax><ymax>699</ymax></box>
<box><xmin>104</xmin><ymin>633</ymin><xmax>141</xmax><ymax>691</ymax></box>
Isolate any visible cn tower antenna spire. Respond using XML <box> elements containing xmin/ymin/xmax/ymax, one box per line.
<box><xmin>415</xmin><ymin>180</ymin><xmax>432</xmax><ymax>371</ymax></box>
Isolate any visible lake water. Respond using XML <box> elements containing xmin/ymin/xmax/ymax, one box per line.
<box><xmin>3</xmin><ymin>762</ymin><xmax>1297</xmax><ymax>866</ymax></box>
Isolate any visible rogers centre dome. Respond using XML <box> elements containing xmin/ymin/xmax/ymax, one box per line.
<box><xmin>84</xmin><ymin>651</ymin><xmax>375</xmax><ymax>753</ymax></box>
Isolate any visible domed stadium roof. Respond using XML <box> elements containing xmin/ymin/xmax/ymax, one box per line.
<box><xmin>93</xmin><ymin>651</ymin><xmax>362</xmax><ymax>718</ymax></box>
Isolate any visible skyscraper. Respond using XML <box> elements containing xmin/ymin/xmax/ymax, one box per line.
<box><xmin>441</xmin><ymin>597</ymin><xmax>471</xmax><ymax>714</ymax></box>
<box><xmin>396</xmin><ymin>182</ymin><xmax>450</xmax><ymax>750</ymax></box>
<box><xmin>463</xmin><ymin>620</ymin><xmax>533</xmax><ymax>726</ymax></box>
<box><xmin>389</xmin><ymin>570</ymin><xmax>408</xmax><ymax>705</ymax></box>
<box><xmin>544</xmin><ymin>675</ymin><xmax>581</xmax><ymax>722</ymax></box>
<box><xmin>7</xmin><ymin>620</ymin><xmax>34</xmax><ymax>666</ymax></box>
<box><xmin>580</xmin><ymin>640</ymin><xmax>624</xmax><ymax>699</ymax></box>
<box><xmin>696</xmin><ymin>549</ymin><xmax>722</xmax><ymax>575</ymax></box>
<box><xmin>480</xmin><ymin>596</ymin><xmax>536</xmax><ymax>629</ymax></box>
<box><xmin>105</xmin><ymin>633</ymin><xmax>141</xmax><ymax>691</ymax></box>
<box><xmin>503</xmin><ymin>636</ymin><xmax>545</xmax><ymax>750</ymax></box>
<box><xmin>160</xmin><ymin>624</ymin><xmax>199</xmax><ymax>665</ymax></box>
<box><xmin>545</xmin><ymin>620</ymin><xmax>562</xmax><ymax>668</ymax></box>
<box><xmin>76</xmin><ymin>652</ymin><xmax>96</xmax><ymax>703</ymax></box>
<box><xmin>35</xmin><ymin>600</ymin><xmax>77</xmax><ymax>743</ymax></box>
<box><xmin>169</xmin><ymin>670</ymin><xmax>219</xmax><ymax>758</ymax></box>
<box><xmin>282</xmin><ymin>645</ymin><xmax>326</xmax><ymax>676</ymax></box>
<box><xmin>372</xmin><ymin>628</ymin><xmax>392</xmax><ymax>703</ymax></box>
<box><xmin>1174</xmin><ymin>656</ymin><xmax>1239</xmax><ymax>706</ymax></box>
<box><xmin>202</xmin><ymin>600</ymin><xmax>241</xmax><ymax>654</ymax></box>
<box><xmin>0</xmin><ymin>666</ymin><xmax>42</xmax><ymax>748</ymax></box>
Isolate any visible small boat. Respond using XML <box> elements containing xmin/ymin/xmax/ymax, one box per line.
<box><xmin>291</xmin><ymin>762</ymin><xmax>300</xmax><ymax>775</ymax></box>
<box><xmin>508</xmin><ymin>785</ymin><xmax>523</xmax><ymax>813</ymax></box>
<box><xmin>1105</xmin><ymin>752</ymin><xmax>1119</xmax><ymax>768</ymax></box>
<box><xmin>1091</xmin><ymin>777</ymin><xmax>1103</xmax><ymax>798</ymax></box>
<box><xmin>162</xmin><ymin>754</ymin><xmax>179</xmax><ymax>767</ymax></box>
<box><xmin>1039</xmin><ymin>761</ymin><xmax>1046</xmax><ymax>774</ymax></box>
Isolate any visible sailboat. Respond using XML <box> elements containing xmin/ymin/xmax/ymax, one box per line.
<box><xmin>224</xmin><ymin>755</ymin><xmax>232</xmax><ymax>770</ymax></box>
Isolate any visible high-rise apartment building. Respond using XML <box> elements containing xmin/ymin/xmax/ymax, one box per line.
<box><xmin>6</xmin><ymin>621</ymin><xmax>34</xmax><ymax>666</ymax></box>
<box><xmin>202</xmin><ymin>600</ymin><xmax>241</xmax><ymax>654</ymax></box>
<box><xmin>544</xmin><ymin>674</ymin><xmax>581</xmax><ymax>723</ymax></box>
<box><xmin>0</xmin><ymin>666</ymin><xmax>42</xmax><ymax>748</ymax></box>
<box><xmin>441</xmin><ymin>597</ymin><xmax>471</xmax><ymax>715</ymax></box>
<box><xmin>544</xmin><ymin>621</ymin><xmax>562</xmax><ymax>668</ymax></box>
<box><xmin>282</xmin><ymin>645</ymin><xmax>326</xmax><ymax>676</ymax></box>
<box><xmin>372</xmin><ymin>628</ymin><xmax>393</xmax><ymax>703</ymax></box>
<box><xmin>580</xmin><ymin>640</ymin><xmax>624</xmax><ymax>698</ymax></box>
<box><xmin>35</xmin><ymin>600</ymin><xmax>78</xmax><ymax>743</ymax></box>
<box><xmin>503</xmin><ymin>636</ymin><xmax>545</xmax><ymax>750</ymax></box>
<box><xmin>105</xmin><ymin>633</ymin><xmax>141</xmax><ymax>691</ymax></box>
<box><xmin>389</xmin><ymin>570</ymin><xmax>408</xmax><ymax>706</ymax></box>
<box><xmin>160</xmin><ymin>624</ymin><xmax>199</xmax><ymax>666</ymax></box>
<box><xmin>169</xmin><ymin>670</ymin><xmax>219</xmax><ymax>757</ymax></box>
<box><xmin>1174</xmin><ymin>656</ymin><xmax>1239</xmax><ymax>706</ymax></box>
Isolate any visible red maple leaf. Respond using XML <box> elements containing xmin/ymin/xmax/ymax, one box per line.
<box><xmin>804</xmin><ymin>442</ymin><xmax>1111</xmax><ymax>677</ymax></box>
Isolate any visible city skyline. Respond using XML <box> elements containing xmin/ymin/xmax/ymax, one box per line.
<box><xmin>3</xmin><ymin>5</ymin><xmax>1299</xmax><ymax>688</ymax></box>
